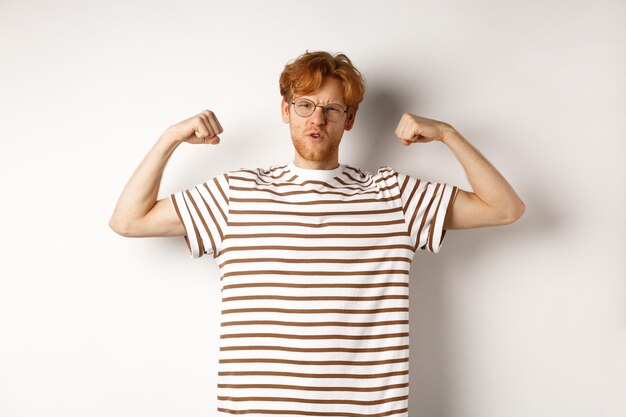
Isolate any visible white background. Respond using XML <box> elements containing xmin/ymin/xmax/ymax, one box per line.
<box><xmin>1</xmin><ymin>1</ymin><xmax>624</xmax><ymax>416</ymax></box>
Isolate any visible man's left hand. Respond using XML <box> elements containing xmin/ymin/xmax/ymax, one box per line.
<box><xmin>395</xmin><ymin>112</ymin><xmax>451</xmax><ymax>146</ymax></box>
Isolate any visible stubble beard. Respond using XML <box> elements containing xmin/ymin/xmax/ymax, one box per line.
<box><xmin>291</xmin><ymin>130</ymin><xmax>341</xmax><ymax>163</ymax></box>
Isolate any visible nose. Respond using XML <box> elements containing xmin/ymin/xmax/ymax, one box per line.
<box><xmin>309</xmin><ymin>106</ymin><xmax>326</xmax><ymax>125</ymax></box>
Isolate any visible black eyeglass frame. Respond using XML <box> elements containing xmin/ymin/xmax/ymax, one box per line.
<box><xmin>290</xmin><ymin>98</ymin><xmax>349</xmax><ymax>122</ymax></box>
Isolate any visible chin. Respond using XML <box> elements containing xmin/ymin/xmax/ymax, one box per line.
<box><xmin>294</xmin><ymin>145</ymin><xmax>333</xmax><ymax>162</ymax></box>
<box><xmin>292</xmin><ymin>138</ymin><xmax>339</xmax><ymax>163</ymax></box>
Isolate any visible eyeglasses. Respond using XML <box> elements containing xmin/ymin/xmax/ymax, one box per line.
<box><xmin>290</xmin><ymin>98</ymin><xmax>348</xmax><ymax>122</ymax></box>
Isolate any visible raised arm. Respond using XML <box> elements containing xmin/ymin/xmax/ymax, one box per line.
<box><xmin>395</xmin><ymin>112</ymin><xmax>525</xmax><ymax>230</ymax></box>
<box><xmin>438</xmin><ymin>126</ymin><xmax>525</xmax><ymax>229</ymax></box>
<box><xmin>109</xmin><ymin>110</ymin><xmax>223</xmax><ymax>237</ymax></box>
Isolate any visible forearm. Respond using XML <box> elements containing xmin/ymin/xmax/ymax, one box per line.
<box><xmin>441</xmin><ymin>126</ymin><xmax>525</xmax><ymax>216</ymax></box>
<box><xmin>110</xmin><ymin>133</ymin><xmax>181</xmax><ymax>229</ymax></box>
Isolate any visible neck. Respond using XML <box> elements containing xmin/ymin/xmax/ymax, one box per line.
<box><xmin>293</xmin><ymin>155</ymin><xmax>340</xmax><ymax>170</ymax></box>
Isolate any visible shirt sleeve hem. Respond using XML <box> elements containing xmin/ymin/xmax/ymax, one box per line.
<box><xmin>170</xmin><ymin>192</ymin><xmax>203</xmax><ymax>258</ymax></box>
<box><xmin>427</xmin><ymin>184</ymin><xmax>458</xmax><ymax>253</ymax></box>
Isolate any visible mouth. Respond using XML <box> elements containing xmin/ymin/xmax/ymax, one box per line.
<box><xmin>307</xmin><ymin>132</ymin><xmax>324</xmax><ymax>142</ymax></box>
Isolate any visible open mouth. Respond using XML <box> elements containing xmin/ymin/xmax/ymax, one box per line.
<box><xmin>308</xmin><ymin>133</ymin><xmax>323</xmax><ymax>141</ymax></box>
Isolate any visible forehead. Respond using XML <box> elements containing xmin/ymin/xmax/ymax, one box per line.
<box><xmin>297</xmin><ymin>77</ymin><xmax>346</xmax><ymax>104</ymax></box>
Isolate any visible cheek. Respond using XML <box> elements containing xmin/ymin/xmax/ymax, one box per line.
<box><xmin>331</xmin><ymin>126</ymin><xmax>345</xmax><ymax>138</ymax></box>
<box><xmin>288</xmin><ymin>121</ymin><xmax>302</xmax><ymax>137</ymax></box>
<box><xmin>291</xmin><ymin>119</ymin><xmax>305</xmax><ymax>131</ymax></box>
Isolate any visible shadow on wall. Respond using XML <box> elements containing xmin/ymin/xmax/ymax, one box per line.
<box><xmin>408</xmin><ymin>221</ymin><xmax>538</xmax><ymax>415</ymax></box>
<box><xmin>351</xmin><ymin>83</ymin><xmax>411</xmax><ymax>172</ymax></box>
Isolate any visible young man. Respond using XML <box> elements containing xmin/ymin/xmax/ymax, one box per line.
<box><xmin>110</xmin><ymin>51</ymin><xmax>524</xmax><ymax>416</ymax></box>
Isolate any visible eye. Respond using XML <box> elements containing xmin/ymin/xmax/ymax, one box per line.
<box><xmin>296</xmin><ymin>100</ymin><xmax>313</xmax><ymax>109</ymax></box>
<box><xmin>324</xmin><ymin>105</ymin><xmax>342</xmax><ymax>115</ymax></box>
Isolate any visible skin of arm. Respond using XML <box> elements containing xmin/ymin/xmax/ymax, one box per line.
<box><xmin>109</xmin><ymin>133</ymin><xmax>186</xmax><ymax>237</ymax></box>
<box><xmin>441</xmin><ymin>126</ymin><xmax>525</xmax><ymax>229</ymax></box>
<box><xmin>395</xmin><ymin>112</ymin><xmax>525</xmax><ymax>230</ymax></box>
<box><xmin>109</xmin><ymin>110</ymin><xmax>223</xmax><ymax>237</ymax></box>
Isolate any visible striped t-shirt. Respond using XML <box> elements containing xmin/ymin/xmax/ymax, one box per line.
<box><xmin>170</xmin><ymin>162</ymin><xmax>458</xmax><ymax>417</ymax></box>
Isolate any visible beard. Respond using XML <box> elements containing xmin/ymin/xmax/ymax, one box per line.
<box><xmin>290</xmin><ymin>131</ymin><xmax>341</xmax><ymax>162</ymax></box>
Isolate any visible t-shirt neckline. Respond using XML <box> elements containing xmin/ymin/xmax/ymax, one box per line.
<box><xmin>286</xmin><ymin>162</ymin><xmax>345</xmax><ymax>181</ymax></box>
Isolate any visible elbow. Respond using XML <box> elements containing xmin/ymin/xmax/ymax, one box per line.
<box><xmin>109</xmin><ymin>217</ymin><xmax>133</xmax><ymax>237</ymax></box>
<box><xmin>502</xmin><ymin>201</ymin><xmax>526</xmax><ymax>224</ymax></box>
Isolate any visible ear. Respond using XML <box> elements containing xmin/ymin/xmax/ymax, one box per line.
<box><xmin>344</xmin><ymin>109</ymin><xmax>357</xmax><ymax>131</ymax></box>
<box><xmin>281</xmin><ymin>99</ymin><xmax>290</xmax><ymax>123</ymax></box>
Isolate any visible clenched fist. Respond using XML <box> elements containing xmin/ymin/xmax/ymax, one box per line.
<box><xmin>163</xmin><ymin>110</ymin><xmax>224</xmax><ymax>145</ymax></box>
<box><xmin>395</xmin><ymin>112</ymin><xmax>450</xmax><ymax>146</ymax></box>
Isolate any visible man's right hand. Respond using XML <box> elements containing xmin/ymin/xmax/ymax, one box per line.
<box><xmin>163</xmin><ymin>110</ymin><xmax>224</xmax><ymax>145</ymax></box>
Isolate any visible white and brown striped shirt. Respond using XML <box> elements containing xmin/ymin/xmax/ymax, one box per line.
<box><xmin>170</xmin><ymin>162</ymin><xmax>458</xmax><ymax>417</ymax></box>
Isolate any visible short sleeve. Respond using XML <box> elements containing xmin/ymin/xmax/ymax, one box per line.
<box><xmin>396</xmin><ymin>171</ymin><xmax>459</xmax><ymax>253</ymax></box>
<box><xmin>169</xmin><ymin>173</ymin><xmax>229</xmax><ymax>259</ymax></box>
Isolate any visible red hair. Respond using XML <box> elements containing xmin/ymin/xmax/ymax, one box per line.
<box><xmin>279</xmin><ymin>50</ymin><xmax>366</xmax><ymax>113</ymax></box>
